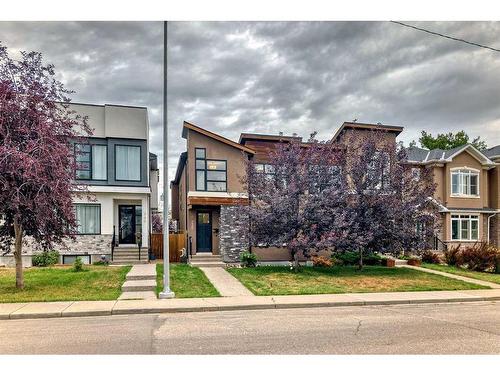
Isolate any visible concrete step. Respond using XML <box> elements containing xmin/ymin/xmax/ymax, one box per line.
<box><xmin>113</xmin><ymin>255</ymin><xmax>149</xmax><ymax>260</ymax></box>
<box><xmin>122</xmin><ymin>279</ymin><xmax>156</xmax><ymax>292</ymax></box>
<box><xmin>191</xmin><ymin>254</ymin><xmax>221</xmax><ymax>259</ymax></box>
<box><xmin>126</xmin><ymin>264</ymin><xmax>157</xmax><ymax>281</ymax></box>
<box><xmin>190</xmin><ymin>262</ymin><xmax>226</xmax><ymax>268</ymax></box>
<box><xmin>118</xmin><ymin>291</ymin><xmax>157</xmax><ymax>300</ymax></box>
<box><xmin>112</xmin><ymin>260</ymin><xmax>149</xmax><ymax>265</ymax></box>
<box><xmin>395</xmin><ymin>259</ymin><xmax>408</xmax><ymax>265</ymax></box>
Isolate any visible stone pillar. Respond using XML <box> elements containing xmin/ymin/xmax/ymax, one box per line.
<box><xmin>219</xmin><ymin>205</ymin><xmax>249</xmax><ymax>263</ymax></box>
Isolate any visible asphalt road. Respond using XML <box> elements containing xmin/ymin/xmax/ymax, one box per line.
<box><xmin>0</xmin><ymin>301</ymin><xmax>499</xmax><ymax>354</ymax></box>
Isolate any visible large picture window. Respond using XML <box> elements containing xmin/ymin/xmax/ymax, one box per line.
<box><xmin>115</xmin><ymin>145</ymin><xmax>141</xmax><ymax>181</ymax></box>
<box><xmin>195</xmin><ymin>148</ymin><xmax>227</xmax><ymax>191</ymax></box>
<box><xmin>451</xmin><ymin>169</ymin><xmax>479</xmax><ymax>197</ymax></box>
<box><xmin>451</xmin><ymin>214</ymin><xmax>479</xmax><ymax>241</ymax></box>
<box><xmin>75</xmin><ymin>143</ymin><xmax>107</xmax><ymax>180</ymax></box>
<box><xmin>75</xmin><ymin>204</ymin><xmax>101</xmax><ymax>234</ymax></box>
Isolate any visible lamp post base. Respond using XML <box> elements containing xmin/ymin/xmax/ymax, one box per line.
<box><xmin>159</xmin><ymin>290</ymin><xmax>175</xmax><ymax>299</ymax></box>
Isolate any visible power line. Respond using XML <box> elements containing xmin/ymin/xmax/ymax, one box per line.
<box><xmin>390</xmin><ymin>21</ymin><xmax>500</xmax><ymax>53</ymax></box>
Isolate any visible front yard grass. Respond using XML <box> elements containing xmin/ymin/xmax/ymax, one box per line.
<box><xmin>156</xmin><ymin>263</ymin><xmax>220</xmax><ymax>298</ymax></box>
<box><xmin>0</xmin><ymin>265</ymin><xmax>131</xmax><ymax>303</ymax></box>
<box><xmin>422</xmin><ymin>263</ymin><xmax>500</xmax><ymax>285</ymax></box>
<box><xmin>227</xmin><ymin>265</ymin><xmax>487</xmax><ymax>296</ymax></box>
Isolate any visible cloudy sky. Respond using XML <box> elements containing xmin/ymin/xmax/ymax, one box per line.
<box><xmin>2</xmin><ymin>21</ymin><xmax>500</xmax><ymax>193</ymax></box>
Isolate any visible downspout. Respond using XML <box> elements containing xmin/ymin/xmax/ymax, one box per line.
<box><xmin>487</xmin><ymin>212</ymin><xmax>498</xmax><ymax>244</ymax></box>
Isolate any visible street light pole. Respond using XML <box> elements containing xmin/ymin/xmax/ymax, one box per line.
<box><xmin>159</xmin><ymin>21</ymin><xmax>175</xmax><ymax>299</ymax></box>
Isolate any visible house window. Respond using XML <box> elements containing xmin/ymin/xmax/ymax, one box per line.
<box><xmin>115</xmin><ymin>145</ymin><xmax>141</xmax><ymax>181</ymax></box>
<box><xmin>62</xmin><ymin>255</ymin><xmax>91</xmax><ymax>265</ymax></box>
<box><xmin>451</xmin><ymin>214</ymin><xmax>479</xmax><ymax>241</ymax></box>
<box><xmin>451</xmin><ymin>169</ymin><xmax>479</xmax><ymax>197</ymax></box>
<box><xmin>411</xmin><ymin>167</ymin><xmax>421</xmax><ymax>181</ymax></box>
<box><xmin>75</xmin><ymin>144</ymin><xmax>107</xmax><ymax>180</ymax></box>
<box><xmin>368</xmin><ymin>151</ymin><xmax>390</xmax><ymax>190</ymax></box>
<box><xmin>195</xmin><ymin>148</ymin><xmax>227</xmax><ymax>191</ymax></box>
<box><xmin>75</xmin><ymin>204</ymin><xmax>101</xmax><ymax>234</ymax></box>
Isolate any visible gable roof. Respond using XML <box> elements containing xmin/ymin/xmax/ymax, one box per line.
<box><xmin>331</xmin><ymin>121</ymin><xmax>404</xmax><ymax>142</ymax></box>
<box><xmin>182</xmin><ymin>121</ymin><xmax>256</xmax><ymax>155</ymax></box>
<box><xmin>483</xmin><ymin>145</ymin><xmax>500</xmax><ymax>160</ymax></box>
<box><xmin>405</xmin><ymin>144</ymin><xmax>496</xmax><ymax>167</ymax></box>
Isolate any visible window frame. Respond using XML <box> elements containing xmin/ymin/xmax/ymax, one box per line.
<box><xmin>114</xmin><ymin>144</ymin><xmax>142</xmax><ymax>182</ymax></box>
<box><xmin>74</xmin><ymin>143</ymin><xmax>108</xmax><ymax>181</ymax></box>
<box><xmin>74</xmin><ymin>203</ymin><xmax>101</xmax><ymax>235</ymax></box>
<box><xmin>62</xmin><ymin>255</ymin><xmax>91</xmax><ymax>265</ymax></box>
<box><xmin>194</xmin><ymin>147</ymin><xmax>228</xmax><ymax>192</ymax></box>
<box><xmin>450</xmin><ymin>214</ymin><xmax>480</xmax><ymax>241</ymax></box>
<box><xmin>450</xmin><ymin>168</ymin><xmax>480</xmax><ymax>198</ymax></box>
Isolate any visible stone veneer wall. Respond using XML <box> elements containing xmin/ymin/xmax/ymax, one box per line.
<box><xmin>219</xmin><ymin>205</ymin><xmax>249</xmax><ymax>263</ymax></box>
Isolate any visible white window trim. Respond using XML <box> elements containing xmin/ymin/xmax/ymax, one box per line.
<box><xmin>450</xmin><ymin>167</ymin><xmax>480</xmax><ymax>198</ymax></box>
<box><xmin>450</xmin><ymin>213</ymin><xmax>480</xmax><ymax>242</ymax></box>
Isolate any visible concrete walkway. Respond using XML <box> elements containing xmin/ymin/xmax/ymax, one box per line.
<box><xmin>119</xmin><ymin>264</ymin><xmax>157</xmax><ymax>300</ymax></box>
<box><xmin>400</xmin><ymin>265</ymin><xmax>500</xmax><ymax>289</ymax></box>
<box><xmin>199</xmin><ymin>267</ymin><xmax>253</xmax><ymax>297</ymax></box>
<box><xmin>1</xmin><ymin>288</ymin><xmax>499</xmax><ymax>320</ymax></box>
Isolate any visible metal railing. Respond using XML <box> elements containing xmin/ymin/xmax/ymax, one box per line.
<box><xmin>111</xmin><ymin>225</ymin><xmax>116</xmax><ymax>261</ymax></box>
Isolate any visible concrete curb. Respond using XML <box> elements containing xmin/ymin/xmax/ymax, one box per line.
<box><xmin>1</xmin><ymin>289</ymin><xmax>499</xmax><ymax>320</ymax></box>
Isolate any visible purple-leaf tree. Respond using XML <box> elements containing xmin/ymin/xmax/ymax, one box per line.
<box><xmin>242</xmin><ymin>134</ymin><xmax>350</xmax><ymax>271</ymax></box>
<box><xmin>336</xmin><ymin>130</ymin><xmax>438</xmax><ymax>269</ymax></box>
<box><xmin>152</xmin><ymin>213</ymin><xmax>163</xmax><ymax>233</ymax></box>
<box><xmin>0</xmin><ymin>44</ymin><xmax>91</xmax><ymax>288</ymax></box>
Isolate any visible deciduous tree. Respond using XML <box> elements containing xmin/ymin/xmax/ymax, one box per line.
<box><xmin>0</xmin><ymin>43</ymin><xmax>91</xmax><ymax>288</ymax></box>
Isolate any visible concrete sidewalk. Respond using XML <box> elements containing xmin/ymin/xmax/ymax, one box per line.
<box><xmin>400</xmin><ymin>265</ymin><xmax>500</xmax><ymax>289</ymax></box>
<box><xmin>199</xmin><ymin>267</ymin><xmax>253</xmax><ymax>297</ymax></box>
<box><xmin>1</xmin><ymin>288</ymin><xmax>499</xmax><ymax>320</ymax></box>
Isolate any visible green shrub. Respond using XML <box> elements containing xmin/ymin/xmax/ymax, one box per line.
<box><xmin>72</xmin><ymin>257</ymin><xmax>84</xmax><ymax>272</ymax></box>
<box><xmin>311</xmin><ymin>255</ymin><xmax>332</xmax><ymax>267</ymax></box>
<box><xmin>32</xmin><ymin>250</ymin><xmax>60</xmax><ymax>267</ymax></box>
<box><xmin>334</xmin><ymin>251</ymin><xmax>382</xmax><ymax>266</ymax></box>
<box><xmin>240</xmin><ymin>251</ymin><xmax>258</xmax><ymax>267</ymax></box>
<box><xmin>421</xmin><ymin>250</ymin><xmax>442</xmax><ymax>264</ymax></box>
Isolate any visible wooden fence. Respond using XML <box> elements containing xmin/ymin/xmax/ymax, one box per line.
<box><xmin>150</xmin><ymin>232</ymin><xmax>186</xmax><ymax>262</ymax></box>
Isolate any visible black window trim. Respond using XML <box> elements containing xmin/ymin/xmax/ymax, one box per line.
<box><xmin>74</xmin><ymin>143</ymin><xmax>108</xmax><ymax>181</ymax></box>
<box><xmin>114</xmin><ymin>144</ymin><xmax>142</xmax><ymax>182</ymax></box>
<box><xmin>194</xmin><ymin>148</ymin><xmax>227</xmax><ymax>192</ymax></box>
<box><xmin>74</xmin><ymin>203</ymin><xmax>101</xmax><ymax>235</ymax></box>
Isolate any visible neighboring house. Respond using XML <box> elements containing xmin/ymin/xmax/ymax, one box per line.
<box><xmin>171</xmin><ymin>120</ymin><xmax>500</xmax><ymax>263</ymax></box>
<box><xmin>1</xmin><ymin>102</ymin><xmax>159</xmax><ymax>267</ymax></box>
<box><xmin>407</xmin><ymin>143</ymin><xmax>500</xmax><ymax>249</ymax></box>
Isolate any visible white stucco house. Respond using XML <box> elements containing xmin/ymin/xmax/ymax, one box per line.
<box><xmin>0</xmin><ymin>102</ymin><xmax>159</xmax><ymax>266</ymax></box>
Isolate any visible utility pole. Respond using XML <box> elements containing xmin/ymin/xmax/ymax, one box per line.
<box><xmin>159</xmin><ymin>21</ymin><xmax>175</xmax><ymax>299</ymax></box>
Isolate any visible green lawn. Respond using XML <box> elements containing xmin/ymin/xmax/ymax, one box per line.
<box><xmin>422</xmin><ymin>263</ymin><xmax>500</xmax><ymax>284</ymax></box>
<box><xmin>227</xmin><ymin>266</ymin><xmax>487</xmax><ymax>296</ymax></box>
<box><xmin>156</xmin><ymin>264</ymin><xmax>220</xmax><ymax>298</ymax></box>
<box><xmin>0</xmin><ymin>265</ymin><xmax>131</xmax><ymax>303</ymax></box>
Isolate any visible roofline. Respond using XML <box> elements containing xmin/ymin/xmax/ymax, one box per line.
<box><xmin>407</xmin><ymin>144</ymin><xmax>496</xmax><ymax>167</ymax></box>
<box><xmin>239</xmin><ymin>133</ymin><xmax>303</xmax><ymax>144</ymax></box>
<box><xmin>61</xmin><ymin>101</ymin><xmax>148</xmax><ymax>110</ymax></box>
<box><xmin>171</xmin><ymin>152</ymin><xmax>187</xmax><ymax>185</ymax></box>
<box><xmin>183</xmin><ymin>121</ymin><xmax>256</xmax><ymax>155</ymax></box>
<box><xmin>331</xmin><ymin>121</ymin><xmax>404</xmax><ymax>142</ymax></box>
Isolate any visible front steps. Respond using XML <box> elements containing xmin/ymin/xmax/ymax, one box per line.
<box><xmin>119</xmin><ymin>264</ymin><xmax>157</xmax><ymax>300</ymax></box>
<box><xmin>111</xmin><ymin>247</ymin><xmax>149</xmax><ymax>265</ymax></box>
<box><xmin>189</xmin><ymin>254</ymin><xmax>226</xmax><ymax>268</ymax></box>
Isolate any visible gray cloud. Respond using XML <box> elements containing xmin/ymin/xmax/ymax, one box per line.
<box><xmin>168</xmin><ymin>21</ymin><xmax>500</xmax><ymax>183</ymax></box>
<box><xmin>2</xmin><ymin>21</ymin><xmax>500</xmax><ymax>194</ymax></box>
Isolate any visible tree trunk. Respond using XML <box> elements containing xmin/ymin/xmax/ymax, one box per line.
<box><xmin>358</xmin><ymin>248</ymin><xmax>363</xmax><ymax>270</ymax></box>
<box><xmin>13</xmin><ymin>217</ymin><xmax>24</xmax><ymax>289</ymax></box>
<box><xmin>292</xmin><ymin>251</ymin><xmax>300</xmax><ymax>273</ymax></box>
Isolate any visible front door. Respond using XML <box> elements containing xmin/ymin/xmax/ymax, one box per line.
<box><xmin>196</xmin><ymin>211</ymin><xmax>212</xmax><ymax>252</ymax></box>
<box><xmin>119</xmin><ymin>205</ymin><xmax>136</xmax><ymax>244</ymax></box>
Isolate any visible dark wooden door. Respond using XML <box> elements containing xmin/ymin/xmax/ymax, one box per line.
<box><xmin>196</xmin><ymin>211</ymin><xmax>212</xmax><ymax>252</ymax></box>
<box><xmin>119</xmin><ymin>205</ymin><xmax>136</xmax><ymax>244</ymax></box>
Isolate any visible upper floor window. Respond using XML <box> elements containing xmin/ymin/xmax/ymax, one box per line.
<box><xmin>367</xmin><ymin>151</ymin><xmax>390</xmax><ymax>190</ymax></box>
<box><xmin>451</xmin><ymin>169</ymin><xmax>479</xmax><ymax>197</ymax></box>
<box><xmin>451</xmin><ymin>214</ymin><xmax>479</xmax><ymax>241</ymax></box>
<box><xmin>195</xmin><ymin>148</ymin><xmax>227</xmax><ymax>191</ymax></box>
<box><xmin>74</xmin><ymin>203</ymin><xmax>101</xmax><ymax>234</ymax></box>
<box><xmin>115</xmin><ymin>145</ymin><xmax>141</xmax><ymax>181</ymax></box>
<box><xmin>75</xmin><ymin>144</ymin><xmax>107</xmax><ymax>180</ymax></box>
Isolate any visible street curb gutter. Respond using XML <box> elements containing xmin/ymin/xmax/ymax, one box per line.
<box><xmin>1</xmin><ymin>293</ymin><xmax>499</xmax><ymax>320</ymax></box>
